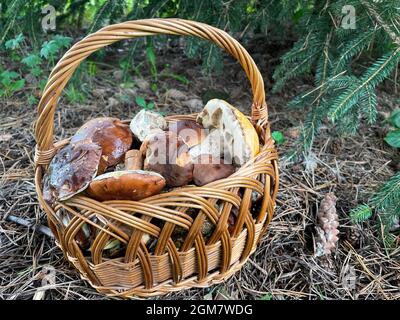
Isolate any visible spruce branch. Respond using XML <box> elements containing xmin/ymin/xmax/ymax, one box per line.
<box><xmin>359</xmin><ymin>87</ymin><xmax>378</xmax><ymax>124</ymax></box>
<box><xmin>332</xmin><ymin>29</ymin><xmax>376</xmax><ymax>74</ymax></box>
<box><xmin>371</xmin><ymin>172</ymin><xmax>400</xmax><ymax>212</ymax></box>
<box><xmin>328</xmin><ymin>47</ymin><xmax>400</xmax><ymax>122</ymax></box>
<box><xmin>361</xmin><ymin>0</ymin><xmax>400</xmax><ymax>46</ymax></box>
<box><xmin>350</xmin><ymin>204</ymin><xmax>373</xmax><ymax>223</ymax></box>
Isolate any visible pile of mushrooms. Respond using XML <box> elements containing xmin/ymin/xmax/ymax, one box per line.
<box><xmin>42</xmin><ymin>99</ymin><xmax>260</xmax><ymax>249</ymax></box>
<box><xmin>43</xmin><ymin>99</ymin><xmax>260</xmax><ymax>204</ymax></box>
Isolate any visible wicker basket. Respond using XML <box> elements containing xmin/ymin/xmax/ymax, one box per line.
<box><xmin>34</xmin><ymin>18</ymin><xmax>279</xmax><ymax>298</ymax></box>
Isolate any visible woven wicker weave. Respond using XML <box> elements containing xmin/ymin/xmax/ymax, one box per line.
<box><xmin>34</xmin><ymin>18</ymin><xmax>279</xmax><ymax>298</ymax></box>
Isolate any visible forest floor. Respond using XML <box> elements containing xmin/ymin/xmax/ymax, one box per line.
<box><xmin>0</xmin><ymin>37</ymin><xmax>399</xmax><ymax>300</ymax></box>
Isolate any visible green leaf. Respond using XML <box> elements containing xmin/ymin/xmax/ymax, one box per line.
<box><xmin>40</xmin><ymin>36</ymin><xmax>70</xmax><ymax>60</ymax></box>
<box><xmin>162</xmin><ymin>72</ymin><xmax>190</xmax><ymax>85</ymax></box>
<box><xmin>260</xmin><ymin>293</ymin><xmax>273</xmax><ymax>300</ymax></box>
<box><xmin>135</xmin><ymin>96</ymin><xmax>147</xmax><ymax>108</ymax></box>
<box><xmin>10</xmin><ymin>79</ymin><xmax>25</xmax><ymax>92</ymax></box>
<box><xmin>150</xmin><ymin>83</ymin><xmax>158</xmax><ymax>92</ymax></box>
<box><xmin>146</xmin><ymin>46</ymin><xmax>157</xmax><ymax>78</ymax></box>
<box><xmin>292</xmin><ymin>8</ymin><xmax>304</xmax><ymax>23</ymax></box>
<box><xmin>384</xmin><ymin>130</ymin><xmax>400</xmax><ymax>148</ymax></box>
<box><xmin>39</xmin><ymin>79</ymin><xmax>47</xmax><ymax>91</ymax></box>
<box><xmin>146</xmin><ymin>46</ymin><xmax>156</xmax><ymax>67</ymax></box>
<box><xmin>40</xmin><ymin>41</ymin><xmax>59</xmax><ymax>59</ymax></box>
<box><xmin>350</xmin><ymin>204</ymin><xmax>373</xmax><ymax>223</ymax></box>
<box><xmin>272</xmin><ymin>131</ymin><xmax>286</xmax><ymax>145</ymax></box>
<box><xmin>31</xmin><ymin>67</ymin><xmax>42</xmax><ymax>77</ymax></box>
<box><xmin>88</xmin><ymin>61</ymin><xmax>98</xmax><ymax>77</ymax></box>
<box><xmin>389</xmin><ymin>109</ymin><xmax>400</xmax><ymax>128</ymax></box>
<box><xmin>52</xmin><ymin>35</ymin><xmax>72</xmax><ymax>48</ymax></box>
<box><xmin>28</xmin><ymin>95</ymin><xmax>38</xmax><ymax>105</ymax></box>
<box><xmin>1</xmin><ymin>70</ymin><xmax>19</xmax><ymax>85</ymax></box>
<box><xmin>3</xmin><ymin>70</ymin><xmax>19</xmax><ymax>79</ymax></box>
<box><xmin>104</xmin><ymin>239</ymin><xmax>121</xmax><ymax>251</ymax></box>
<box><xmin>22</xmin><ymin>54</ymin><xmax>41</xmax><ymax>68</ymax></box>
<box><xmin>120</xmin><ymin>81</ymin><xmax>134</xmax><ymax>89</ymax></box>
<box><xmin>5</xmin><ymin>33</ymin><xmax>24</xmax><ymax>50</ymax></box>
<box><xmin>65</xmin><ymin>84</ymin><xmax>86</xmax><ymax>103</ymax></box>
<box><xmin>146</xmin><ymin>102</ymin><xmax>155</xmax><ymax>109</ymax></box>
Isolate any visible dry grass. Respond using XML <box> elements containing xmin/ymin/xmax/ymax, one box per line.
<box><xmin>0</xmin><ymin>45</ymin><xmax>399</xmax><ymax>300</ymax></box>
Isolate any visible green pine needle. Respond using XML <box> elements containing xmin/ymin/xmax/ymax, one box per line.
<box><xmin>350</xmin><ymin>204</ymin><xmax>373</xmax><ymax>223</ymax></box>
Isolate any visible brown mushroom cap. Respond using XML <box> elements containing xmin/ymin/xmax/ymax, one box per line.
<box><xmin>228</xmin><ymin>207</ymin><xmax>239</xmax><ymax>234</ymax></box>
<box><xmin>86</xmin><ymin>148</ymin><xmax>165</xmax><ymax>201</ymax></box>
<box><xmin>141</xmin><ymin>131</ymin><xmax>193</xmax><ymax>187</ymax></box>
<box><xmin>192</xmin><ymin>154</ymin><xmax>236</xmax><ymax>186</ymax></box>
<box><xmin>71</xmin><ymin>117</ymin><xmax>133</xmax><ymax>170</ymax></box>
<box><xmin>43</xmin><ymin>142</ymin><xmax>102</xmax><ymax>202</ymax></box>
<box><xmin>168</xmin><ymin>119</ymin><xmax>206</xmax><ymax>148</ymax></box>
<box><xmin>86</xmin><ymin>170</ymin><xmax>166</xmax><ymax>201</ymax></box>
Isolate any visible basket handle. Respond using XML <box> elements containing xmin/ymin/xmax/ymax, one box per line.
<box><xmin>34</xmin><ymin>18</ymin><xmax>268</xmax><ymax>165</ymax></box>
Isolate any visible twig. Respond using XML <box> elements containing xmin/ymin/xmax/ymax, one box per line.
<box><xmin>5</xmin><ymin>215</ymin><xmax>54</xmax><ymax>238</ymax></box>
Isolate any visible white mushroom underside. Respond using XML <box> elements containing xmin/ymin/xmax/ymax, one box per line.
<box><xmin>195</xmin><ymin>99</ymin><xmax>256</xmax><ymax>165</ymax></box>
<box><xmin>189</xmin><ymin>130</ymin><xmax>226</xmax><ymax>161</ymax></box>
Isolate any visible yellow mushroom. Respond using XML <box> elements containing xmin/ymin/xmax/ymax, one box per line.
<box><xmin>195</xmin><ymin>99</ymin><xmax>259</xmax><ymax>165</ymax></box>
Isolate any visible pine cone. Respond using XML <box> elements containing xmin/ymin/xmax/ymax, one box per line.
<box><xmin>314</xmin><ymin>193</ymin><xmax>340</xmax><ymax>257</ymax></box>
<box><xmin>346</xmin><ymin>227</ymin><xmax>362</xmax><ymax>248</ymax></box>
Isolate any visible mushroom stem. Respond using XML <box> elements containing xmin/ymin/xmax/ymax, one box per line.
<box><xmin>125</xmin><ymin>149</ymin><xmax>143</xmax><ymax>170</ymax></box>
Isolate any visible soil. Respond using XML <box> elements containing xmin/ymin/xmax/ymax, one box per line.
<box><xmin>0</xmin><ymin>36</ymin><xmax>399</xmax><ymax>300</ymax></box>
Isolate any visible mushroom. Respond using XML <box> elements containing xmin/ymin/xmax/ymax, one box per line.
<box><xmin>124</xmin><ymin>149</ymin><xmax>143</xmax><ymax>170</ymax></box>
<box><xmin>71</xmin><ymin>117</ymin><xmax>133</xmax><ymax>173</ymax></box>
<box><xmin>129</xmin><ymin>109</ymin><xmax>167</xmax><ymax>142</ymax></box>
<box><xmin>87</xmin><ymin>149</ymin><xmax>165</xmax><ymax>201</ymax></box>
<box><xmin>43</xmin><ymin>142</ymin><xmax>102</xmax><ymax>203</ymax></box>
<box><xmin>228</xmin><ymin>207</ymin><xmax>239</xmax><ymax>234</ymax></box>
<box><xmin>58</xmin><ymin>210</ymin><xmax>93</xmax><ymax>249</ymax></box>
<box><xmin>196</xmin><ymin>99</ymin><xmax>259</xmax><ymax>165</ymax></box>
<box><xmin>192</xmin><ymin>154</ymin><xmax>235</xmax><ymax>186</ymax></box>
<box><xmin>141</xmin><ymin>131</ymin><xmax>193</xmax><ymax>187</ymax></box>
<box><xmin>168</xmin><ymin>119</ymin><xmax>206</xmax><ymax>148</ymax></box>
<box><xmin>188</xmin><ymin>129</ymin><xmax>226</xmax><ymax>160</ymax></box>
